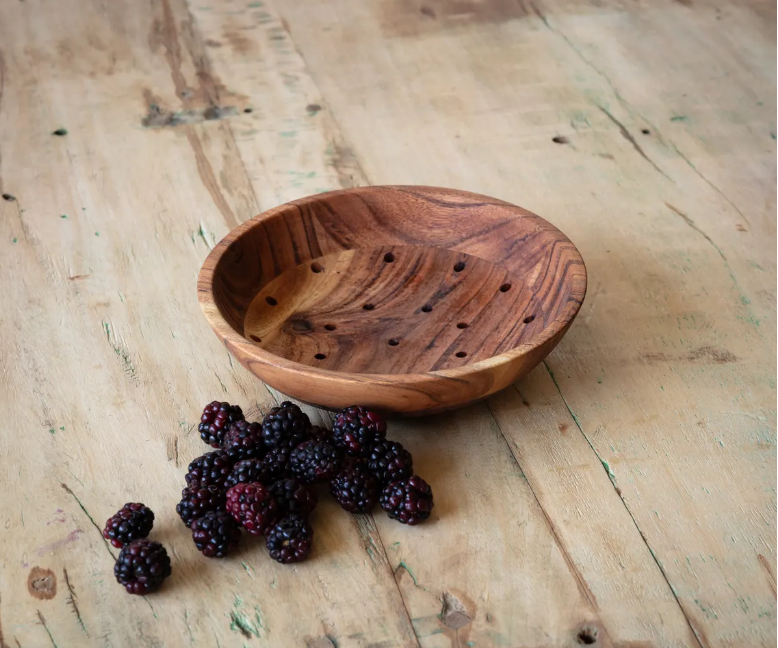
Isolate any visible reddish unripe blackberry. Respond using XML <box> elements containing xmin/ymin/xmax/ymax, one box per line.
<box><xmin>269</xmin><ymin>478</ymin><xmax>318</xmax><ymax>517</ymax></box>
<box><xmin>330</xmin><ymin>460</ymin><xmax>379</xmax><ymax>513</ymax></box>
<box><xmin>290</xmin><ymin>439</ymin><xmax>343</xmax><ymax>484</ymax></box>
<box><xmin>191</xmin><ymin>511</ymin><xmax>241</xmax><ymax>558</ymax></box>
<box><xmin>380</xmin><ymin>476</ymin><xmax>434</xmax><ymax>525</ymax></box>
<box><xmin>225</xmin><ymin>459</ymin><xmax>270</xmax><ymax>489</ymax></box>
<box><xmin>367</xmin><ymin>440</ymin><xmax>414</xmax><ymax>485</ymax></box>
<box><xmin>261</xmin><ymin>401</ymin><xmax>310</xmax><ymax>449</ymax></box>
<box><xmin>114</xmin><ymin>539</ymin><xmax>172</xmax><ymax>595</ymax></box>
<box><xmin>199</xmin><ymin>401</ymin><xmax>244</xmax><ymax>447</ymax></box>
<box><xmin>185</xmin><ymin>450</ymin><xmax>234</xmax><ymax>489</ymax></box>
<box><xmin>266</xmin><ymin>515</ymin><xmax>313</xmax><ymax>564</ymax></box>
<box><xmin>222</xmin><ymin>421</ymin><xmax>266</xmax><ymax>462</ymax></box>
<box><xmin>261</xmin><ymin>447</ymin><xmax>293</xmax><ymax>481</ymax></box>
<box><xmin>225</xmin><ymin>482</ymin><xmax>279</xmax><ymax>536</ymax></box>
<box><xmin>176</xmin><ymin>484</ymin><xmax>226</xmax><ymax>528</ymax></box>
<box><xmin>332</xmin><ymin>406</ymin><xmax>387</xmax><ymax>457</ymax></box>
<box><xmin>102</xmin><ymin>503</ymin><xmax>155</xmax><ymax>548</ymax></box>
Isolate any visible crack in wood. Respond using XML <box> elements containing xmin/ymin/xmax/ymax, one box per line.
<box><xmin>63</xmin><ymin>568</ymin><xmax>88</xmax><ymax>635</ymax></box>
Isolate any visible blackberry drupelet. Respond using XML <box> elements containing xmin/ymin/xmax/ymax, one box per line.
<box><xmin>261</xmin><ymin>401</ymin><xmax>310</xmax><ymax>449</ymax></box>
<box><xmin>225</xmin><ymin>459</ymin><xmax>270</xmax><ymax>489</ymax></box>
<box><xmin>330</xmin><ymin>460</ymin><xmax>379</xmax><ymax>513</ymax></box>
<box><xmin>191</xmin><ymin>511</ymin><xmax>241</xmax><ymax>558</ymax></box>
<box><xmin>367</xmin><ymin>440</ymin><xmax>414</xmax><ymax>485</ymax></box>
<box><xmin>225</xmin><ymin>482</ymin><xmax>279</xmax><ymax>536</ymax></box>
<box><xmin>199</xmin><ymin>401</ymin><xmax>244</xmax><ymax>448</ymax></box>
<box><xmin>176</xmin><ymin>484</ymin><xmax>226</xmax><ymax>528</ymax></box>
<box><xmin>380</xmin><ymin>476</ymin><xmax>434</xmax><ymax>525</ymax></box>
<box><xmin>185</xmin><ymin>450</ymin><xmax>234</xmax><ymax>489</ymax></box>
<box><xmin>114</xmin><ymin>539</ymin><xmax>172</xmax><ymax>594</ymax></box>
<box><xmin>222</xmin><ymin>421</ymin><xmax>266</xmax><ymax>462</ymax></box>
<box><xmin>261</xmin><ymin>447</ymin><xmax>293</xmax><ymax>481</ymax></box>
<box><xmin>269</xmin><ymin>478</ymin><xmax>318</xmax><ymax>517</ymax></box>
<box><xmin>102</xmin><ymin>503</ymin><xmax>155</xmax><ymax>548</ymax></box>
<box><xmin>307</xmin><ymin>425</ymin><xmax>331</xmax><ymax>442</ymax></box>
<box><xmin>266</xmin><ymin>515</ymin><xmax>313</xmax><ymax>564</ymax></box>
<box><xmin>331</xmin><ymin>406</ymin><xmax>387</xmax><ymax>457</ymax></box>
<box><xmin>290</xmin><ymin>439</ymin><xmax>343</xmax><ymax>484</ymax></box>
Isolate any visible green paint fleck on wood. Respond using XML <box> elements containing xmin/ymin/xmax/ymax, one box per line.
<box><xmin>95</xmin><ymin>232</ymin><xmax>100</xmax><ymax>237</ymax></box>
<box><xmin>12</xmin><ymin>237</ymin><xmax>17</xmax><ymax>243</ymax></box>
<box><xmin>279</xmin><ymin>131</ymin><xmax>297</xmax><ymax>137</ymax></box>
<box><xmin>771</xmin><ymin>132</ymin><xmax>776</xmax><ymax>140</ymax></box>
<box><xmin>52</xmin><ymin>128</ymin><xmax>68</xmax><ymax>136</ymax></box>
<box><xmin>230</xmin><ymin>611</ymin><xmax>259</xmax><ymax>638</ymax></box>
<box><xmin>398</xmin><ymin>561</ymin><xmax>419</xmax><ymax>586</ymax></box>
<box><xmin>601</xmin><ymin>459</ymin><xmax>616</xmax><ymax>483</ymax></box>
<box><xmin>670</xmin><ymin>115</ymin><xmax>688</xmax><ymax>122</ymax></box>
<box><xmin>60</xmin><ymin>426</ymin><xmax>65</xmax><ymax>431</ymax></box>
<box><xmin>61</xmin><ymin>214</ymin><xmax>68</xmax><ymax>219</ymax></box>
<box><xmin>597</xmin><ymin>377</ymin><xmax>603</xmax><ymax>384</ymax></box>
<box><xmin>49</xmin><ymin>429</ymin><xmax>56</xmax><ymax>434</ymax></box>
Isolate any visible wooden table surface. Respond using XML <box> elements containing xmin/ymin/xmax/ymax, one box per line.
<box><xmin>1</xmin><ymin>0</ymin><xmax>775</xmax><ymax>646</ymax></box>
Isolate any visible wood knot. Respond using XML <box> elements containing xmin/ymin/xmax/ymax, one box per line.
<box><xmin>28</xmin><ymin>567</ymin><xmax>57</xmax><ymax>600</ymax></box>
<box><xmin>441</xmin><ymin>591</ymin><xmax>472</xmax><ymax>629</ymax></box>
<box><xmin>576</xmin><ymin>624</ymin><xmax>600</xmax><ymax>645</ymax></box>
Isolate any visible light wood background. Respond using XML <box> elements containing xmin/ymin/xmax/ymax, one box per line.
<box><xmin>0</xmin><ymin>0</ymin><xmax>774</xmax><ymax>646</ymax></box>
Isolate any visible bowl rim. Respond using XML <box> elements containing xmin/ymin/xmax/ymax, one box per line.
<box><xmin>197</xmin><ymin>185</ymin><xmax>587</xmax><ymax>385</ymax></box>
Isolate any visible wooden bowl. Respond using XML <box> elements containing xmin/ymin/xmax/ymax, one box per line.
<box><xmin>198</xmin><ymin>186</ymin><xmax>586</xmax><ymax>416</ymax></box>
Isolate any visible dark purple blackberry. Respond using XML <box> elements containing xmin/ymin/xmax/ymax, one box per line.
<box><xmin>332</xmin><ymin>406</ymin><xmax>387</xmax><ymax>457</ymax></box>
<box><xmin>102</xmin><ymin>503</ymin><xmax>155</xmax><ymax>548</ymax></box>
<box><xmin>261</xmin><ymin>401</ymin><xmax>310</xmax><ymax>449</ymax></box>
<box><xmin>269</xmin><ymin>478</ymin><xmax>318</xmax><ymax>517</ymax></box>
<box><xmin>199</xmin><ymin>401</ymin><xmax>244</xmax><ymax>448</ymax></box>
<box><xmin>225</xmin><ymin>459</ymin><xmax>270</xmax><ymax>489</ymax></box>
<box><xmin>380</xmin><ymin>476</ymin><xmax>434</xmax><ymax>525</ymax></box>
<box><xmin>290</xmin><ymin>439</ymin><xmax>343</xmax><ymax>484</ymax></box>
<box><xmin>191</xmin><ymin>511</ymin><xmax>241</xmax><ymax>558</ymax></box>
<box><xmin>176</xmin><ymin>484</ymin><xmax>226</xmax><ymax>528</ymax></box>
<box><xmin>222</xmin><ymin>421</ymin><xmax>266</xmax><ymax>462</ymax></box>
<box><xmin>226</xmin><ymin>482</ymin><xmax>279</xmax><ymax>536</ymax></box>
<box><xmin>185</xmin><ymin>450</ymin><xmax>234</xmax><ymax>489</ymax></box>
<box><xmin>367</xmin><ymin>440</ymin><xmax>414</xmax><ymax>485</ymax></box>
<box><xmin>330</xmin><ymin>460</ymin><xmax>379</xmax><ymax>513</ymax></box>
<box><xmin>261</xmin><ymin>447</ymin><xmax>293</xmax><ymax>480</ymax></box>
<box><xmin>114</xmin><ymin>539</ymin><xmax>172</xmax><ymax>595</ymax></box>
<box><xmin>308</xmin><ymin>425</ymin><xmax>331</xmax><ymax>442</ymax></box>
<box><xmin>266</xmin><ymin>515</ymin><xmax>313</xmax><ymax>564</ymax></box>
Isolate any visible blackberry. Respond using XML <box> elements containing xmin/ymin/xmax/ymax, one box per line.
<box><xmin>308</xmin><ymin>425</ymin><xmax>331</xmax><ymax>442</ymax></box>
<box><xmin>191</xmin><ymin>511</ymin><xmax>241</xmax><ymax>558</ymax></box>
<box><xmin>226</xmin><ymin>482</ymin><xmax>279</xmax><ymax>536</ymax></box>
<box><xmin>185</xmin><ymin>450</ymin><xmax>234</xmax><ymax>489</ymax></box>
<box><xmin>102</xmin><ymin>503</ymin><xmax>155</xmax><ymax>548</ymax></box>
<box><xmin>266</xmin><ymin>515</ymin><xmax>313</xmax><ymax>564</ymax></box>
<box><xmin>290</xmin><ymin>439</ymin><xmax>343</xmax><ymax>484</ymax></box>
<box><xmin>225</xmin><ymin>459</ymin><xmax>270</xmax><ymax>489</ymax></box>
<box><xmin>332</xmin><ymin>406</ymin><xmax>387</xmax><ymax>457</ymax></box>
<box><xmin>380</xmin><ymin>476</ymin><xmax>434</xmax><ymax>525</ymax></box>
<box><xmin>330</xmin><ymin>460</ymin><xmax>379</xmax><ymax>513</ymax></box>
<box><xmin>222</xmin><ymin>421</ymin><xmax>266</xmax><ymax>462</ymax></box>
<box><xmin>261</xmin><ymin>401</ymin><xmax>310</xmax><ymax>449</ymax></box>
<box><xmin>199</xmin><ymin>401</ymin><xmax>244</xmax><ymax>448</ymax></box>
<box><xmin>367</xmin><ymin>440</ymin><xmax>414</xmax><ymax>485</ymax></box>
<box><xmin>261</xmin><ymin>447</ymin><xmax>293</xmax><ymax>480</ymax></box>
<box><xmin>269</xmin><ymin>478</ymin><xmax>318</xmax><ymax>517</ymax></box>
<box><xmin>176</xmin><ymin>484</ymin><xmax>226</xmax><ymax>528</ymax></box>
<box><xmin>114</xmin><ymin>539</ymin><xmax>172</xmax><ymax>595</ymax></box>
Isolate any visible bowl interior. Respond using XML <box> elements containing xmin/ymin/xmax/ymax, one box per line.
<box><xmin>208</xmin><ymin>186</ymin><xmax>585</xmax><ymax>376</ymax></box>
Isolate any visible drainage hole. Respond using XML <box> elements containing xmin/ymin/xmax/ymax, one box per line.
<box><xmin>421</xmin><ymin>304</ymin><xmax>433</xmax><ymax>313</ymax></box>
<box><xmin>384</xmin><ymin>252</ymin><xmax>395</xmax><ymax>263</ymax></box>
<box><xmin>388</xmin><ymin>339</ymin><xmax>400</xmax><ymax>346</ymax></box>
<box><xmin>311</xmin><ymin>262</ymin><xmax>324</xmax><ymax>273</ymax></box>
<box><xmin>265</xmin><ymin>296</ymin><xmax>278</xmax><ymax>306</ymax></box>
<box><xmin>453</xmin><ymin>261</ymin><xmax>465</xmax><ymax>272</ymax></box>
<box><xmin>363</xmin><ymin>303</ymin><xmax>375</xmax><ymax>311</ymax></box>
<box><xmin>523</xmin><ymin>314</ymin><xmax>536</xmax><ymax>324</ymax></box>
<box><xmin>500</xmin><ymin>283</ymin><xmax>512</xmax><ymax>292</ymax></box>
<box><xmin>455</xmin><ymin>351</ymin><xmax>467</xmax><ymax>358</ymax></box>
<box><xmin>456</xmin><ymin>323</ymin><xmax>468</xmax><ymax>329</ymax></box>
<box><xmin>249</xmin><ymin>335</ymin><xmax>262</xmax><ymax>343</ymax></box>
<box><xmin>314</xmin><ymin>353</ymin><xmax>326</xmax><ymax>360</ymax></box>
<box><xmin>324</xmin><ymin>324</ymin><xmax>336</xmax><ymax>331</ymax></box>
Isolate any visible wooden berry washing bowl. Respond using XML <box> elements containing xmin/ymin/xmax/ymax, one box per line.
<box><xmin>197</xmin><ymin>186</ymin><xmax>587</xmax><ymax>416</ymax></box>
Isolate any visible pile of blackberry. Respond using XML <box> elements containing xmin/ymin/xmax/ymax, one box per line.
<box><xmin>183</xmin><ymin>400</ymin><xmax>433</xmax><ymax>563</ymax></box>
<box><xmin>105</xmin><ymin>400</ymin><xmax>434</xmax><ymax>593</ymax></box>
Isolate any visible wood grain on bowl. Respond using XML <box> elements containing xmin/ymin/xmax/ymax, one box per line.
<box><xmin>198</xmin><ymin>186</ymin><xmax>586</xmax><ymax>414</ymax></box>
